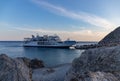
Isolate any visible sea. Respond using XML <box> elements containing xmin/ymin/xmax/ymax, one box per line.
<box><xmin>0</xmin><ymin>41</ymin><xmax>96</xmax><ymax>67</ymax></box>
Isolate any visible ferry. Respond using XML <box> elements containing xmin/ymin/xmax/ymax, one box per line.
<box><xmin>23</xmin><ymin>34</ymin><xmax>76</xmax><ymax>48</ymax></box>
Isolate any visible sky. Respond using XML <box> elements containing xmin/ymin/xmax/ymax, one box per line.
<box><xmin>0</xmin><ymin>0</ymin><xmax>120</xmax><ymax>41</ymax></box>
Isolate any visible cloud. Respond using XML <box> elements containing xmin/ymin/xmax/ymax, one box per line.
<box><xmin>32</xmin><ymin>0</ymin><xmax>115</xmax><ymax>29</ymax></box>
<box><xmin>14</xmin><ymin>27</ymin><xmax>70</xmax><ymax>33</ymax></box>
<box><xmin>14</xmin><ymin>27</ymin><xmax>108</xmax><ymax>41</ymax></box>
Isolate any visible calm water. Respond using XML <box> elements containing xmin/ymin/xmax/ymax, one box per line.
<box><xmin>0</xmin><ymin>41</ymin><xmax>91</xmax><ymax>66</ymax></box>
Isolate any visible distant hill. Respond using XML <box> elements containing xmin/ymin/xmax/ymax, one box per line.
<box><xmin>99</xmin><ymin>26</ymin><xmax>120</xmax><ymax>46</ymax></box>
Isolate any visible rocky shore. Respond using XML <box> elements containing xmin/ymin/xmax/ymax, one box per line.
<box><xmin>1</xmin><ymin>45</ymin><xmax>120</xmax><ymax>81</ymax></box>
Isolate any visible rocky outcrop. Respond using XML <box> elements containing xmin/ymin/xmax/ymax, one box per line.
<box><xmin>99</xmin><ymin>27</ymin><xmax>120</xmax><ymax>46</ymax></box>
<box><xmin>0</xmin><ymin>54</ymin><xmax>45</xmax><ymax>81</ymax></box>
<box><xmin>0</xmin><ymin>54</ymin><xmax>31</xmax><ymax>81</ymax></box>
<box><xmin>65</xmin><ymin>46</ymin><xmax>120</xmax><ymax>81</ymax></box>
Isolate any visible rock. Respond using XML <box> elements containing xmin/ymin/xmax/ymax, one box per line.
<box><xmin>88</xmin><ymin>71</ymin><xmax>118</xmax><ymax>81</ymax></box>
<box><xmin>75</xmin><ymin>44</ymin><xmax>100</xmax><ymax>50</ymax></box>
<box><xmin>0</xmin><ymin>54</ymin><xmax>45</xmax><ymax>81</ymax></box>
<box><xmin>0</xmin><ymin>54</ymin><xmax>31</xmax><ymax>81</ymax></box>
<box><xmin>65</xmin><ymin>71</ymin><xmax>119</xmax><ymax>81</ymax></box>
<box><xmin>32</xmin><ymin>63</ymin><xmax>71</xmax><ymax>81</ymax></box>
<box><xmin>30</xmin><ymin>58</ymin><xmax>44</xmax><ymax>69</ymax></box>
<box><xmin>17</xmin><ymin>57</ymin><xmax>45</xmax><ymax>69</ymax></box>
<box><xmin>65</xmin><ymin>46</ymin><xmax>120</xmax><ymax>81</ymax></box>
<box><xmin>99</xmin><ymin>26</ymin><xmax>120</xmax><ymax>46</ymax></box>
<box><xmin>17</xmin><ymin>57</ymin><xmax>31</xmax><ymax>68</ymax></box>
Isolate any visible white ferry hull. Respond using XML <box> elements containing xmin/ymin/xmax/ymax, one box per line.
<box><xmin>23</xmin><ymin>41</ymin><xmax>76</xmax><ymax>48</ymax></box>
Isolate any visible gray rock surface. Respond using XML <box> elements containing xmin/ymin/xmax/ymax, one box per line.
<box><xmin>17</xmin><ymin>57</ymin><xmax>45</xmax><ymax>69</ymax></box>
<box><xmin>65</xmin><ymin>46</ymin><xmax>120</xmax><ymax>81</ymax></box>
<box><xmin>0</xmin><ymin>54</ymin><xmax>31</xmax><ymax>81</ymax></box>
<box><xmin>32</xmin><ymin>63</ymin><xmax>71</xmax><ymax>81</ymax></box>
<box><xmin>99</xmin><ymin>27</ymin><xmax>120</xmax><ymax>46</ymax></box>
<box><xmin>30</xmin><ymin>58</ymin><xmax>44</xmax><ymax>69</ymax></box>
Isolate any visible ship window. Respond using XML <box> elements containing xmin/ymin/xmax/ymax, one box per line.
<box><xmin>58</xmin><ymin>42</ymin><xmax>62</xmax><ymax>43</ymax></box>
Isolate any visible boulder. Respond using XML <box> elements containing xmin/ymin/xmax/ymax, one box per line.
<box><xmin>0</xmin><ymin>54</ymin><xmax>31</xmax><ymax>81</ymax></box>
<box><xmin>65</xmin><ymin>46</ymin><xmax>120</xmax><ymax>81</ymax></box>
